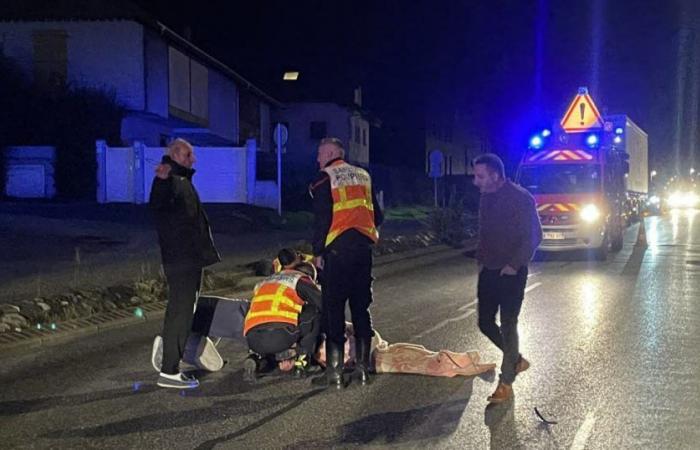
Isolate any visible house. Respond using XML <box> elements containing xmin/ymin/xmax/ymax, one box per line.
<box><xmin>0</xmin><ymin>1</ymin><xmax>279</xmax><ymax>150</ymax></box>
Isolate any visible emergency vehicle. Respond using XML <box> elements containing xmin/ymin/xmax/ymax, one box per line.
<box><xmin>516</xmin><ymin>87</ymin><xmax>648</xmax><ymax>260</ymax></box>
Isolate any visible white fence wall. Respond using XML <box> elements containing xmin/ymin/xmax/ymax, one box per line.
<box><xmin>96</xmin><ymin>139</ymin><xmax>276</xmax><ymax>207</ymax></box>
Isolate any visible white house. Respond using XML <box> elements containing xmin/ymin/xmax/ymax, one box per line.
<box><xmin>0</xmin><ymin>4</ymin><xmax>279</xmax><ymax>150</ymax></box>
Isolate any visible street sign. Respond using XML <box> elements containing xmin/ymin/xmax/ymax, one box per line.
<box><xmin>560</xmin><ymin>87</ymin><xmax>604</xmax><ymax>133</ymax></box>
<box><xmin>273</xmin><ymin>123</ymin><xmax>288</xmax><ymax>147</ymax></box>
<box><xmin>429</xmin><ymin>150</ymin><xmax>444</xmax><ymax>178</ymax></box>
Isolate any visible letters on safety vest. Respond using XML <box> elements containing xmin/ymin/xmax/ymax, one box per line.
<box><xmin>322</xmin><ymin>160</ymin><xmax>379</xmax><ymax>246</ymax></box>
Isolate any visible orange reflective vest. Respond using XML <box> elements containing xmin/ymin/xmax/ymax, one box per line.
<box><xmin>322</xmin><ymin>160</ymin><xmax>379</xmax><ymax>247</ymax></box>
<box><xmin>272</xmin><ymin>252</ymin><xmax>314</xmax><ymax>273</ymax></box>
<box><xmin>243</xmin><ymin>271</ymin><xmax>307</xmax><ymax>335</ymax></box>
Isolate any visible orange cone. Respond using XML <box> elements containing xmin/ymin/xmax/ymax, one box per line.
<box><xmin>636</xmin><ymin>218</ymin><xmax>648</xmax><ymax>247</ymax></box>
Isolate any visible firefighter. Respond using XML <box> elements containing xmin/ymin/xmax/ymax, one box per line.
<box><xmin>243</xmin><ymin>261</ymin><xmax>323</xmax><ymax>380</ymax></box>
<box><xmin>309</xmin><ymin>137</ymin><xmax>383</xmax><ymax>389</ymax></box>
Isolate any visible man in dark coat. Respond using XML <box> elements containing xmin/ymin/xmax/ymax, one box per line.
<box><xmin>149</xmin><ymin>138</ymin><xmax>220</xmax><ymax>389</ymax></box>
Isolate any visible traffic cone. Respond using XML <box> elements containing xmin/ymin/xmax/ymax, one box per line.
<box><xmin>636</xmin><ymin>218</ymin><xmax>648</xmax><ymax>247</ymax></box>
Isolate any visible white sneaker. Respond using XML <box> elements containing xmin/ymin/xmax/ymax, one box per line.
<box><xmin>195</xmin><ymin>337</ymin><xmax>224</xmax><ymax>372</ymax></box>
<box><xmin>157</xmin><ymin>372</ymin><xmax>199</xmax><ymax>389</ymax></box>
<box><xmin>151</xmin><ymin>335</ymin><xmax>163</xmax><ymax>372</ymax></box>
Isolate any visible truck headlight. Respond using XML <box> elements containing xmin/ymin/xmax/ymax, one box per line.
<box><xmin>580</xmin><ymin>204</ymin><xmax>601</xmax><ymax>223</ymax></box>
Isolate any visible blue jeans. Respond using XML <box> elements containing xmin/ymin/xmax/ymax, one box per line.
<box><xmin>477</xmin><ymin>266</ymin><xmax>528</xmax><ymax>384</ymax></box>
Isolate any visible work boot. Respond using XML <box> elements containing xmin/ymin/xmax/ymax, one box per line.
<box><xmin>487</xmin><ymin>382</ymin><xmax>513</xmax><ymax>404</ymax></box>
<box><xmin>311</xmin><ymin>340</ymin><xmax>346</xmax><ymax>389</ymax></box>
<box><xmin>515</xmin><ymin>355</ymin><xmax>530</xmax><ymax>375</ymax></box>
<box><xmin>352</xmin><ymin>336</ymin><xmax>372</xmax><ymax>386</ymax></box>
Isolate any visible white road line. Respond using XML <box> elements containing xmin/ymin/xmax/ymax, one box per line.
<box><xmin>420</xmin><ymin>282</ymin><xmax>544</xmax><ymax>338</ymax></box>
<box><xmin>570</xmin><ymin>410</ymin><xmax>597</xmax><ymax>450</ymax></box>
<box><xmin>457</xmin><ymin>281</ymin><xmax>543</xmax><ymax>311</ymax></box>
<box><xmin>414</xmin><ymin>310</ymin><xmax>476</xmax><ymax>339</ymax></box>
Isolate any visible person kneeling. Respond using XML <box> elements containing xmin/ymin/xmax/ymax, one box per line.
<box><xmin>243</xmin><ymin>262</ymin><xmax>322</xmax><ymax>380</ymax></box>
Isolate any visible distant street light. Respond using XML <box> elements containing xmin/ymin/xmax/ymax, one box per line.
<box><xmin>691</xmin><ymin>167</ymin><xmax>696</xmax><ymax>175</ymax></box>
<box><xmin>650</xmin><ymin>170</ymin><xmax>657</xmax><ymax>178</ymax></box>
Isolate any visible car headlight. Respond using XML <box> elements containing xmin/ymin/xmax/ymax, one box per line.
<box><xmin>580</xmin><ymin>204</ymin><xmax>601</xmax><ymax>223</ymax></box>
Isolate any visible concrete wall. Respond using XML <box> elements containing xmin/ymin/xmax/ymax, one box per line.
<box><xmin>3</xmin><ymin>146</ymin><xmax>56</xmax><ymax>198</ymax></box>
<box><xmin>0</xmin><ymin>20</ymin><xmax>145</xmax><ymax>110</ymax></box>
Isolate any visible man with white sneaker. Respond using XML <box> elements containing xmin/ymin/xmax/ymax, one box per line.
<box><xmin>150</xmin><ymin>139</ymin><xmax>221</xmax><ymax>389</ymax></box>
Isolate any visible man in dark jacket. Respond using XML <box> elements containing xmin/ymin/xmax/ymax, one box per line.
<box><xmin>150</xmin><ymin>138</ymin><xmax>220</xmax><ymax>389</ymax></box>
<box><xmin>472</xmin><ymin>153</ymin><xmax>542</xmax><ymax>403</ymax></box>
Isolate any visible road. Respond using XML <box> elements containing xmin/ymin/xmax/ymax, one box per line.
<box><xmin>1</xmin><ymin>211</ymin><xmax>699</xmax><ymax>449</ymax></box>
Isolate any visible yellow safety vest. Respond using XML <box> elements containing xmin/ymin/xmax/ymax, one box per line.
<box><xmin>243</xmin><ymin>271</ymin><xmax>307</xmax><ymax>335</ymax></box>
<box><xmin>322</xmin><ymin>160</ymin><xmax>379</xmax><ymax>247</ymax></box>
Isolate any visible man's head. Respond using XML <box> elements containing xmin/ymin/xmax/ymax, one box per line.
<box><xmin>317</xmin><ymin>137</ymin><xmax>345</xmax><ymax>169</ymax></box>
<box><xmin>472</xmin><ymin>153</ymin><xmax>506</xmax><ymax>193</ymax></box>
<box><xmin>277</xmin><ymin>248</ymin><xmax>301</xmax><ymax>269</ymax></box>
<box><xmin>168</xmin><ymin>138</ymin><xmax>196</xmax><ymax>169</ymax></box>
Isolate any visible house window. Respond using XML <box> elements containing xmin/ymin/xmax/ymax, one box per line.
<box><xmin>32</xmin><ymin>30</ymin><xmax>67</xmax><ymax>90</ymax></box>
<box><xmin>310</xmin><ymin>121</ymin><xmax>327</xmax><ymax>139</ymax></box>
<box><xmin>168</xmin><ymin>47</ymin><xmax>209</xmax><ymax>125</ymax></box>
<box><xmin>239</xmin><ymin>89</ymin><xmax>261</xmax><ymax>142</ymax></box>
<box><xmin>362</xmin><ymin>128</ymin><xmax>367</xmax><ymax>146</ymax></box>
<box><xmin>355</xmin><ymin>125</ymin><xmax>361</xmax><ymax>144</ymax></box>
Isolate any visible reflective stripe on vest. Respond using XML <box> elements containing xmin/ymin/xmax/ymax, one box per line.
<box><xmin>322</xmin><ymin>160</ymin><xmax>379</xmax><ymax>247</ymax></box>
<box><xmin>243</xmin><ymin>271</ymin><xmax>306</xmax><ymax>335</ymax></box>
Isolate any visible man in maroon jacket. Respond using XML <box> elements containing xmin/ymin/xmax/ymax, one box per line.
<box><xmin>473</xmin><ymin>153</ymin><xmax>542</xmax><ymax>403</ymax></box>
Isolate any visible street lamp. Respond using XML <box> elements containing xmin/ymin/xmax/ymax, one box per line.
<box><xmin>691</xmin><ymin>168</ymin><xmax>696</xmax><ymax>175</ymax></box>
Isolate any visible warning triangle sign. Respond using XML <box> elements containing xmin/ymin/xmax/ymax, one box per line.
<box><xmin>560</xmin><ymin>87</ymin><xmax>604</xmax><ymax>133</ymax></box>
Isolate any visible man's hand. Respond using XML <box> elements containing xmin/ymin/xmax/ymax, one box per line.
<box><xmin>278</xmin><ymin>359</ymin><xmax>294</xmax><ymax>372</ymax></box>
<box><xmin>500</xmin><ymin>265</ymin><xmax>518</xmax><ymax>276</ymax></box>
<box><xmin>313</xmin><ymin>255</ymin><xmax>324</xmax><ymax>270</ymax></box>
<box><xmin>155</xmin><ymin>163</ymin><xmax>172</xmax><ymax>180</ymax></box>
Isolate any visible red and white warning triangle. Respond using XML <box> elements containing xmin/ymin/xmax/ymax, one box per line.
<box><xmin>560</xmin><ymin>87</ymin><xmax>604</xmax><ymax>133</ymax></box>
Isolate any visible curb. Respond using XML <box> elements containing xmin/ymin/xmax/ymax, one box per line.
<box><xmin>0</xmin><ymin>242</ymin><xmax>474</xmax><ymax>355</ymax></box>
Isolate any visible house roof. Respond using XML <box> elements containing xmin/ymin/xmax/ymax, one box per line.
<box><xmin>0</xmin><ymin>0</ymin><xmax>281</xmax><ymax>107</ymax></box>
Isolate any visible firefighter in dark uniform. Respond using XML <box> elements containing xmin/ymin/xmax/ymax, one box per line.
<box><xmin>309</xmin><ymin>137</ymin><xmax>383</xmax><ymax>389</ymax></box>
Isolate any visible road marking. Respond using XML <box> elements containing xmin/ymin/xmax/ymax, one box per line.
<box><xmin>419</xmin><ymin>282</ymin><xmax>544</xmax><ymax>338</ymax></box>
<box><xmin>414</xmin><ymin>310</ymin><xmax>476</xmax><ymax>339</ymax></box>
<box><xmin>570</xmin><ymin>410</ymin><xmax>597</xmax><ymax>450</ymax></box>
<box><xmin>457</xmin><ymin>282</ymin><xmax>543</xmax><ymax>311</ymax></box>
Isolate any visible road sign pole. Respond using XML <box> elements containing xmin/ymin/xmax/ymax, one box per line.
<box><xmin>276</xmin><ymin>127</ymin><xmax>282</xmax><ymax>216</ymax></box>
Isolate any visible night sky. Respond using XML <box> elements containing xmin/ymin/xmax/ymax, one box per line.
<box><xmin>33</xmin><ymin>0</ymin><xmax>700</xmax><ymax>174</ymax></box>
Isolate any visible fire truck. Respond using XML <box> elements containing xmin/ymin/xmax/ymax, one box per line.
<box><xmin>516</xmin><ymin>87</ymin><xmax>648</xmax><ymax>260</ymax></box>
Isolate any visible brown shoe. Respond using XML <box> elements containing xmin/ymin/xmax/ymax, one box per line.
<box><xmin>487</xmin><ymin>382</ymin><xmax>513</xmax><ymax>403</ymax></box>
<box><xmin>515</xmin><ymin>356</ymin><xmax>530</xmax><ymax>374</ymax></box>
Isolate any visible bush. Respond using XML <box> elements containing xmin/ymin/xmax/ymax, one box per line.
<box><xmin>427</xmin><ymin>195</ymin><xmax>466</xmax><ymax>247</ymax></box>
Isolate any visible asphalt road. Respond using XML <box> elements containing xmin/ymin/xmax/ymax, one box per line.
<box><xmin>1</xmin><ymin>210</ymin><xmax>699</xmax><ymax>449</ymax></box>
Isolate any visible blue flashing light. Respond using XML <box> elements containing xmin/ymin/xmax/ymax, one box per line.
<box><xmin>541</xmin><ymin>129</ymin><xmax>551</xmax><ymax>137</ymax></box>
<box><xmin>613</xmin><ymin>135</ymin><xmax>623</xmax><ymax>144</ymax></box>
<box><xmin>586</xmin><ymin>134</ymin><xmax>599</xmax><ymax>148</ymax></box>
<box><xmin>614</xmin><ymin>127</ymin><xmax>624</xmax><ymax>135</ymax></box>
<box><xmin>529</xmin><ymin>135</ymin><xmax>544</xmax><ymax>149</ymax></box>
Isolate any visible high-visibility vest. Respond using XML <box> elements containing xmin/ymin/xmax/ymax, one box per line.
<box><xmin>272</xmin><ymin>252</ymin><xmax>314</xmax><ymax>273</ymax></box>
<box><xmin>243</xmin><ymin>271</ymin><xmax>307</xmax><ymax>335</ymax></box>
<box><xmin>322</xmin><ymin>160</ymin><xmax>379</xmax><ymax>247</ymax></box>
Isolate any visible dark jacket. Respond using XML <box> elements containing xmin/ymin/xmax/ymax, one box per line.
<box><xmin>475</xmin><ymin>180</ymin><xmax>542</xmax><ymax>270</ymax></box>
<box><xmin>149</xmin><ymin>155</ymin><xmax>221</xmax><ymax>269</ymax></box>
<box><xmin>308</xmin><ymin>158</ymin><xmax>384</xmax><ymax>256</ymax></box>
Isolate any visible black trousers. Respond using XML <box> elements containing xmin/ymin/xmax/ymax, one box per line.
<box><xmin>246</xmin><ymin>305</ymin><xmax>321</xmax><ymax>358</ymax></box>
<box><xmin>323</xmin><ymin>239</ymin><xmax>374</xmax><ymax>346</ymax></box>
<box><xmin>477</xmin><ymin>266</ymin><xmax>528</xmax><ymax>384</ymax></box>
<box><xmin>161</xmin><ymin>265</ymin><xmax>203</xmax><ymax>375</ymax></box>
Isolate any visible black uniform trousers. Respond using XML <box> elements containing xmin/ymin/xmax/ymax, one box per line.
<box><xmin>323</xmin><ymin>232</ymin><xmax>374</xmax><ymax>346</ymax></box>
<box><xmin>246</xmin><ymin>304</ymin><xmax>321</xmax><ymax>358</ymax></box>
<box><xmin>161</xmin><ymin>264</ymin><xmax>203</xmax><ymax>375</ymax></box>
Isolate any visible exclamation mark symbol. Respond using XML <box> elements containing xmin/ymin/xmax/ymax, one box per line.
<box><xmin>579</xmin><ymin>102</ymin><xmax>586</xmax><ymax>125</ymax></box>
